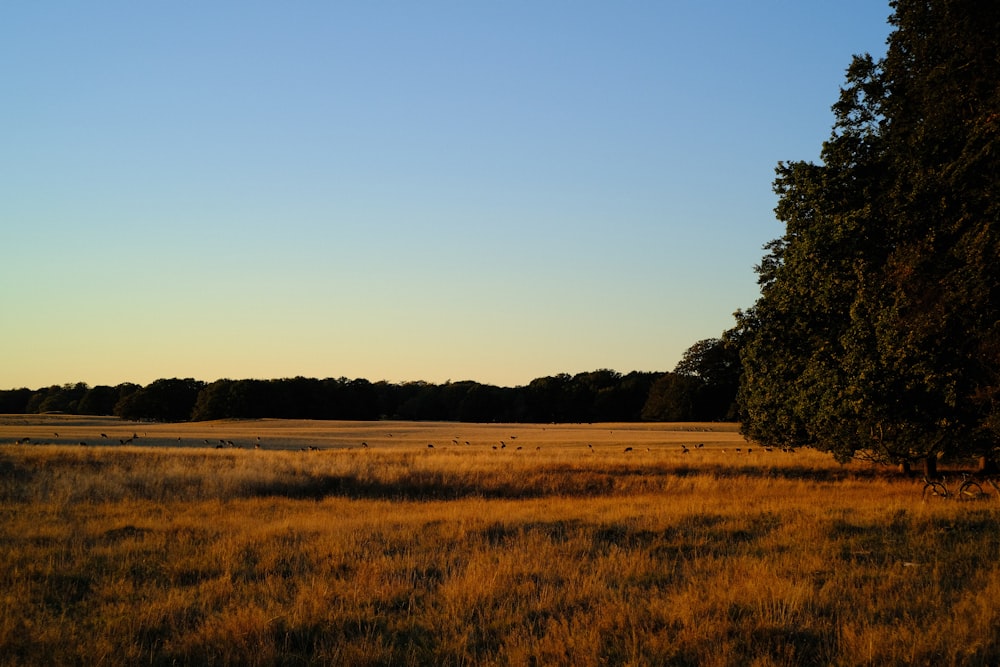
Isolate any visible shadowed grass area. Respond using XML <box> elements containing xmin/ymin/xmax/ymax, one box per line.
<box><xmin>1</xmin><ymin>426</ymin><xmax>999</xmax><ymax>666</ymax></box>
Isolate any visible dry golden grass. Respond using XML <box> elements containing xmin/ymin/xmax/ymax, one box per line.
<box><xmin>1</xmin><ymin>416</ymin><xmax>998</xmax><ymax>665</ymax></box>
<box><xmin>0</xmin><ymin>414</ymin><xmax>741</xmax><ymax>451</ymax></box>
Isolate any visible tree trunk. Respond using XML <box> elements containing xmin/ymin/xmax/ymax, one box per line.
<box><xmin>922</xmin><ymin>456</ymin><xmax>937</xmax><ymax>477</ymax></box>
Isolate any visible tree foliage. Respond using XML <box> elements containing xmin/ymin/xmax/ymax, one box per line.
<box><xmin>640</xmin><ymin>373</ymin><xmax>704</xmax><ymax>422</ymax></box>
<box><xmin>642</xmin><ymin>337</ymin><xmax>741</xmax><ymax>422</ymax></box>
<box><xmin>0</xmin><ymin>370</ymin><xmax>685</xmax><ymax>424</ymax></box>
<box><xmin>739</xmin><ymin>0</ymin><xmax>1000</xmax><ymax>462</ymax></box>
<box><xmin>114</xmin><ymin>379</ymin><xmax>205</xmax><ymax>422</ymax></box>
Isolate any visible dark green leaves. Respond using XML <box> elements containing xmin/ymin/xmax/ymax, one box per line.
<box><xmin>739</xmin><ymin>0</ymin><xmax>1000</xmax><ymax>463</ymax></box>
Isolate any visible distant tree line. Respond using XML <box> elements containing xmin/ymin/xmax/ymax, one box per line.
<box><xmin>0</xmin><ymin>341</ymin><xmax>740</xmax><ymax>424</ymax></box>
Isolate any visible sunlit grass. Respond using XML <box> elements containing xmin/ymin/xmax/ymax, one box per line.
<box><xmin>1</xmin><ymin>418</ymin><xmax>997</xmax><ymax>665</ymax></box>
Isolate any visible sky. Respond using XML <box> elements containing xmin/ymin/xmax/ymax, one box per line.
<box><xmin>2</xmin><ymin>2</ymin><xmax>894</xmax><ymax>390</ymax></box>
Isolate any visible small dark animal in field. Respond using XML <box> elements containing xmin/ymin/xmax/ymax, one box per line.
<box><xmin>361</xmin><ymin>442</ymin><xmax>368</xmax><ymax>448</ymax></box>
<box><xmin>101</xmin><ymin>433</ymin><xmax>108</xmax><ymax>439</ymax></box>
<box><xmin>736</xmin><ymin>447</ymin><xmax>742</xmax><ymax>453</ymax></box>
<box><xmin>54</xmin><ymin>432</ymin><xmax>59</xmax><ymax>437</ymax></box>
<box><xmin>624</xmin><ymin>447</ymin><xmax>633</xmax><ymax>452</ymax></box>
<box><xmin>697</xmin><ymin>443</ymin><xmax>704</xmax><ymax>448</ymax></box>
<box><xmin>427</xmin><ymin>443</ymin><xmax>435</xmax><ymax>448</ymax></box>
<box><xmin>79</xmin><ymin>441</ymin><xmax>87</xmax><ymax>446</ymax></box>
<box><xmin>681</xmin><ymin>446</ymin><xmax>690</xmax><ymax>454</ymax></box>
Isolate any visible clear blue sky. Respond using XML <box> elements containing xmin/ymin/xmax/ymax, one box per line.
<box><xmin>2</xmin><ymin>2</ymin><xmax>893</xmax><ymax>390</ymax></box>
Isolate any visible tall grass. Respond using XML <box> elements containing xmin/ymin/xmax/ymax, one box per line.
<box><xmin>0</xmin><ymin>428</ymin><xmax>998</xmax><ymax>666</ymax></box>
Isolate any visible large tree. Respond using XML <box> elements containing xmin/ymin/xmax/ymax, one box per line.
<box><xmin>739</xmin><ymin>0</ymin><xmax>1000</xmax><ymax>463</ymax></box>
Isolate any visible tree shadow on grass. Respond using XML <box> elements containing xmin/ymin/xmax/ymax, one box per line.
<box><xmin>675</xmin><ymin>463</ymin><xmax>887</xmax><ymax>483</ymax></box>
<box><xmin>234</xmin><ymin>463</ymin><xmax>894</xmax><ymax>502</ymax></box>
<box><xmin>238</xmin><ymin>474</ymin><xmax>552</xmax><ymax>501</ymax></box>
<box><xmin>0</xmin><ymin>450</ymin><xmax>905</xmax><ymax>504</ymax></box>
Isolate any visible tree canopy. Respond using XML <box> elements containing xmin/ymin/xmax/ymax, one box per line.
<box><xmin>0</xmin><ymin>370</ymin><xmax>680</xmax><ymax>424</ymax></box>
<box><xmin>738</xmin><ymin>0</ymin><xmax>1000</xmax><ymax>463</ymax></box>
<box><xmin>642</xmin><ymin>337</ymin><xmax>740</xmax><ymax>422</ymax></box>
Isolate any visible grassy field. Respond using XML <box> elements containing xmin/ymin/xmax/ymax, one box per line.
<box><xmin>1</xmin><ymin>416</ymin><xmax>998</xmax><ymax>666</ymax></box>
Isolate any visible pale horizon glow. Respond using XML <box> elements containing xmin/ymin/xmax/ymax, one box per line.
<box><xmin>1</xmin><ymin>2</ymin><xmax>893</xmax><ymax>390</ymax></box>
